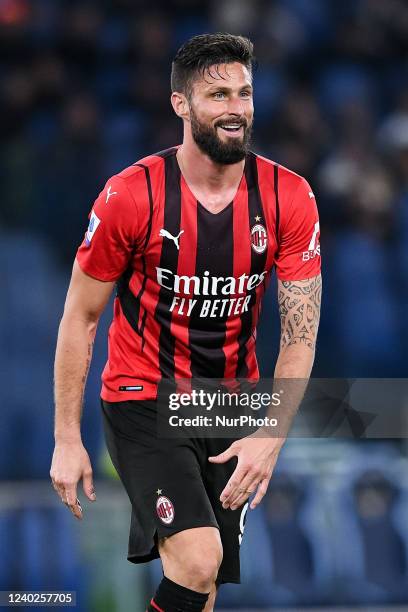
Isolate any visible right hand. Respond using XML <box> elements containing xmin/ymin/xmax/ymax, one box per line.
<box><xmin>50</xmin><ymin>440</ymin><xmax>96</xmax><ymax>520</ymax></box>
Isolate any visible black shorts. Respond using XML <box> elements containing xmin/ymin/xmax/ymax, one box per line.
<box><xmin>101</xmin><ymin>398</ymin><xmax>249</xmax><ymax>584</ymax></box>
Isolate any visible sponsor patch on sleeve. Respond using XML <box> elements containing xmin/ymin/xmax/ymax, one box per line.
<box><xmin>85</xmin><ymin>210</ymin><xmax>101</xmax><ymax>246</ymax></box>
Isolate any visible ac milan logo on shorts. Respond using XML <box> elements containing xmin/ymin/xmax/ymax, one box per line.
<box><xmin>251</xmin><ymin>224</ymin><xmax>268</xmax><ymax>254</ymax></box>
<box><xmin>156</xmin><ymin>495</ymin><xmax>175</xmax><ymax>525</ymax></box>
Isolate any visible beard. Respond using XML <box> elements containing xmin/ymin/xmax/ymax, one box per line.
<box><xmin>189</xmin><ymin>106</ymin><xmax>252</xmax><ymax>165</ymax></box>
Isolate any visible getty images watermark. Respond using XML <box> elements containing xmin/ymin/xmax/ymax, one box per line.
<box><xmin>168</xmin><ymin>388</ymin><xmax>282</xmax><ymax>429</ymax></box>
<box><xmin>156</xmin><ymin>378</ymin><xmax>408</xmax><ymax>439</ymax></box>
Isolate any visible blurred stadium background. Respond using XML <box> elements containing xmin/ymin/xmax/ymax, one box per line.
<box><xmin>1</xmin><ymin>0</ymin><xmax>408</xmax><ymax>609</ymax></box>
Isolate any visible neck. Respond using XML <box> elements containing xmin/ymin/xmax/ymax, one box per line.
<box><xmin>177</xmin><ymin>132</ymin><xmax>245</xmax><ymax>193</ymax></box>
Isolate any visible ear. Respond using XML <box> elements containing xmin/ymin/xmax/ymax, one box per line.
<box><xmin>171</xmin><ymin>92</ymin><xmax>190</xmax><ymax>121</ymax></box>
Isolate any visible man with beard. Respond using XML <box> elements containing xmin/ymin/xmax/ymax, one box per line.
<box><xmin>50</xmin><ymin>34</ymin><xmax>322</xmax><ymax>612</ymax></box>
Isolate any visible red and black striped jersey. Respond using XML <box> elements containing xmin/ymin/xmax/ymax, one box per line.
<box><xmin>76</xmin><ymin>146</ymin><xmax>321</xmax><ymax>401</ymax></box>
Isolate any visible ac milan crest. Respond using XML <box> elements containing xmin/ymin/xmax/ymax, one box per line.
<box><xmin>156</xmin><ymin>495</ymin><xmax>175</xmax><ymax>524</ymax></box>
<box><xmin>251</xmin><ymin>224</ymin><xmax>268</xmax><ymax>254</ymax></box>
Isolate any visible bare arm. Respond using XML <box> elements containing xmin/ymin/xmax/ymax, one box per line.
<box><xmin>51</xmin><ymin>259</ymin><xmax>115</xmax><ymax>518</ymax></box>
<box><xmin>210</xmin><ymin>274</ymin><xmax>322</xmax><ymax>511</ymax></box>
<box><xmin>275</xmin><ymin>273</ymin><xmax>322</xmax><ymax>378</ymax></box>
<box><xmin>54</xmin><ymin>259</ymin><xmax>114</xmax><ymax>439</ymax></box>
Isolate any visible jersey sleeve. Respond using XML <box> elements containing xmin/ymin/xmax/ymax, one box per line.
<box><xmin>275</xmin><ymin>177</ymin><xmax>321</xmax><ymax>281</ymax></box>
<box><xmin>76</xmin><ymin>175</ymin><xmax>139</xmax><ymax>281</ymax></box>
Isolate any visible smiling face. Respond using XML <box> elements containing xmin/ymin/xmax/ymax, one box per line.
<box><xmin>179</xmin><ymin>62</ymin><xmax>254</xmax><ymax>164</ymax></box>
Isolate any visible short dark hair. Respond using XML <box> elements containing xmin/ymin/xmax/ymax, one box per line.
<box><xmin>171</xmin><ymin>33</ymin><xmax>254</xmax><ymax>98</ymax></box>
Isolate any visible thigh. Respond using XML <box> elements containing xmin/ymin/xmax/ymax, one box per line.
<box><xmin>159</xmin><ymin>525</ymin><xmax>223</xmax><ymax>571</ymax></box>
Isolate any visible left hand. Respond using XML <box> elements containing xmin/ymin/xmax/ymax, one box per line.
<box><xmin>208</xmin><ymin>431</ymin><xmax>285</xmax><ymax>511</ymax></box>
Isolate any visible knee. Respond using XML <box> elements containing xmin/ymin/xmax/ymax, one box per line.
<box><xmin>183</xmin><ymin>548</ymin><xmax>222</xmax><ymax>591</ymax></box>
<box><xmin>162</xmin><ymin>538</ymin><xmax>223</xmax><ymax>592</ymax></box>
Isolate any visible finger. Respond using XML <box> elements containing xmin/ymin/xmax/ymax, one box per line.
<box><xmin>51</xmin><ymin>480</ymin><xmax>81</xmax><ymax>518</ymax></box>
<box><xmin>60</xmin><ymin>488</ymin><xmax>69</xmax><ymax>504</ymax></box>
<box><xmin>64</xmin><ymin>483</ymin><xmax>78</xmax><ymax>507</ymax></box>
<box><xmin>64</xmin><ymin>485</ymin><xmax>82</xmax><ymax>519</ymax></box>
<box><xmin>220</xmin><ymin>466</ymin><xmax>249</xmax><ymax>507</ymax></box>
<box><xmin>250</xmin><ymin>478</ymin><xmax>269</xmax><ymax>510</ymax></box>
<box><xmin>52</xmin><ymin>481</ymin><xmax>68</xmax><ymax>504</ymax></box>
<box><xmin>208</xmin><ymin>445</ymin><xmax>238</xmax><ymax>464</ymax></box>
<box><xmin>221</xmin><ymin>463</ymin><xmax>260</xmax><ymax>507</ymax></box>
<box><xmin>229</xmin><ymin>476</ymin><xmax>259</xmax><ymax>510</ymax></box>
<box><xmin>82</xmin><ymin>469</ymin><xmax>96</xmax><ymax>502</ymax></box>
<box><xmin>51</xmin><ymin>479</ymin><xmax>61</xmax><ymax>496</ymax></box>
<box><xmin>228</xmin><ymin>477</ymin><xmax>258</xmax><ymax>509</ymax></box>
<box><xmin>66</xmin><ymin>496</ymin><xmax>83</xmax><ymax>520</ymax></box>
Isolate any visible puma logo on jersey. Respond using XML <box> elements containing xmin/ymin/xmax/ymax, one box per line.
<box><xmin>159</xmin><ymin>229</ymin><xmax>184</xmax><ymax>250</ymax></box>
<box><xmin>105</xmin><ymin>185</ymin><xmax>117</xmax><ymax>203</ymax></box>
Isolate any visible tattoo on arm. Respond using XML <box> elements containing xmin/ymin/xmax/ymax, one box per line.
<box><xmin>278</xmin><ymin>275</ymin><xmax>322</xmax><ymax>350</ymax></box>
<box><xmin>80</xmin><ymin>342</ymin><xmax>93</xmax><ymax>406</ymax></box>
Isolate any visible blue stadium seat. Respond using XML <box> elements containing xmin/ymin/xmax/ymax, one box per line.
<box><xmin>19</xmin><ymin>507</ymin><xmax>88</xmax><ymax>610</ymax></box>
<box><xmin>0</xmin><ymin>229</ymin><xmax>105</xmax><ymax>478</ymax></box>
<box><xmin>0</xmin><ymin>510</ymin><xmax>19</xmax><ymax>589</ymax></box>
<box><xmin>330</xmin><ymin>230</ymin><xmax>403</xmax><ymax>375</ymax></box>
<box><xmin>329</xmin><ymin>454</ymin><xmax>408</xmax><ymax>604</ymax></box>
<box><xmin>0</xmin><ymin>505</ymin><xmax>87</xmax><ymax>608</ymax></box>
<box><xmin>318</xmin><ymin>64</ymin><xmax>378</xmax><ymax>116</ymax></box>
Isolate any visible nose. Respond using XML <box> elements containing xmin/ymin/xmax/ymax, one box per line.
<box><xmin>227</xmin><ymin>95</ymin><xmax>245</xmax><ymax>117</ymax></box>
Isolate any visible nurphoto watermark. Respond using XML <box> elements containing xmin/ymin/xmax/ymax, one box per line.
<box><xmin>155</xmin><ymin>378</ymin><xmax>408</xmax><ymax>439</ymax></box>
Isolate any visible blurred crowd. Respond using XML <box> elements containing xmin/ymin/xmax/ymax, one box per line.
<box><xmin>1</xmin><ymin>0</ymin><xmax>408</xmax><ymax>377</ymax></box>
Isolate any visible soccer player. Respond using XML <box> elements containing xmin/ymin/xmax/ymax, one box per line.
<box><xmin>50</xmin><ymin>33</ymin><xmax>321</xmax><ymax>612</ymax></box>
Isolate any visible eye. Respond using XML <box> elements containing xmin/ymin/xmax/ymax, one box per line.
<box><xmin>213</xmin><ymin>92</ymin><xmax>226</xmax><ymax>100</ymax></box>
<box><xmin>240</xmin><ymin>90</ymin><xmax>252</xmax><ymax>98</ymax></box>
